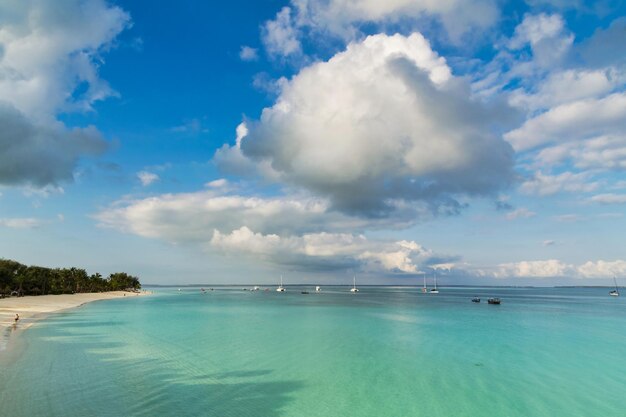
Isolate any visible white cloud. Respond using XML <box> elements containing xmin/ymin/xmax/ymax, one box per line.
<box><xmin>508</xmin><ymin>13</ymin><xmax>573</xmax><ymax>68</ymax></box>
<box><xmin>263</xmin><ymin>0</ymin><xmax>499</xmax><ymax>52</ymax></box>
<box><xmin>0</xmin><ymin>217</ymin><xmax>44</xmax><ymax>229</ymax></box>
<box><xmin>542</xmin><ymin>239</ymin><xmax>556</xmax><ymax>246</ymax></box>
<box><xmin>473</xmin><ymin>13</ymin><xmax>578</xmax><ymax>102</ymax></box>
<box><xmin>211</xmin><ymin>227</ymin><xmax>436</xmax><ymax>273</ymax></box>
<box><xmin>589</xmin><ymin>193</ymin><xmax>626</xmax><ymax>204</ymax></box>
<box><xmin>578</xmin><ymin>260</ymin><xmax>626</xmax><ymax>278</ymax></box>
<box><xmin>505</xmin><ymin>207</ymin><xmax>536</xmax><ymax>220</ymax></box>
<box><xmin>205</xmin><ymin>179</ymin><xmax>228</xmax><ymax>188</ymax></box>
<box><xmin>520</xmin><ymin>171</ymin><xmax>598</xmax><ymax>196</ymax></box>
<box><xmin>0</xmin><ymin>0</ymin><xmax>129</xmax><ymax>187</ymax></box>
<box><xmin>95</xmin><ymin>190</ymin><xmax>419</xmax><ymax>242</ymax></box>
<box><xmin>221</xmin><ymin>33</ymin><xmax>514</xmax><ymax>216</ymax></box>
<box><xmin>570</xmin><ymin>135</ymin><xmax>626</xmax><ymax>171</ymax></box>
<box><xmin>493</xmin><ymin>259</ymin><xmax>572</xmax><ymax>278</ymax></box>
<box><xmin>532</xmin><ymin>135</ymin><xmax>626</xmax><ymax>172</ymax></box>
<box><xmin>505</xmin><ymin>93</ymin><xmax>626</xmax><ymax>152</ymax></box>
<box><xmin>261</xmin><ymin>7</ymin><xmax>302</xmax><ymax>58</ymax></box>
<box><xmin>478</xmin><ymin>258</ymin><xmax>626</xmax><ymax>279</ymax></box>
<box><xmin>137</xmin><ymin>171</ymin><xmax>159</xmax><ymax>186</ymax></box>
<box><xmin>239</xmin><ymin>45</ymin><xmax>259</xmax><ymax>61</ymax></box>
<box><xmin>95</xmin><ymin>190</ymin><xmax>451</xmax><ymax>273</ymax></box>
<box><xmin>509</xmin><ymin>68</ymin><xmax>621</xmax><ymax>111</ymax></box>
<box><xmin>21</xmin><ymin>184</ymin><xmax>65</xmax><ymax>198</ymax></box>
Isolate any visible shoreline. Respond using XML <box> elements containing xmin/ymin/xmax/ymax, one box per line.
<box><xmin>0</xmin><ymin>291</ymin><xmax>150</xmax><ymax>352</ymax></box>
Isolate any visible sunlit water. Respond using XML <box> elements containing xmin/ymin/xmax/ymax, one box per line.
<box><xmin>1</xmin><ymin>287</ymin><xmax>625</xmax><ymax>416</ymax></box>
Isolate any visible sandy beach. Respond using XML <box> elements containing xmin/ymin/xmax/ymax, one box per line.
<box><xmin>0</xmin><ymin>291</ymin><xmax>148</xmax><ymax>333</ymax></box>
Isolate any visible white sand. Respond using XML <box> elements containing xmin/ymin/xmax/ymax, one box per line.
<box><xmin>0</xmin><ymin>291</ymin><xmax>149</xmax><ymax>332</ymax></box>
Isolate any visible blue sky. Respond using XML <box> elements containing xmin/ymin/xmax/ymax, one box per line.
<box><xmin>1</xmin><ymin>0</ymin><xmax>626</xmax><ymax>285</ymax></box>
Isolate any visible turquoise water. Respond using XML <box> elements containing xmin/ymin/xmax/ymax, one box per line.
<box><xmin>1</xmin><ymin>287</ymin><xmax>625</xmax><ymax>416</ymax></box>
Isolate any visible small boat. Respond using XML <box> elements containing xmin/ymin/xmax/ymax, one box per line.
<box><xmin>315</xmin><ymin>286</ymin><xmax>321</xmax><ymax>292</ymax></box>
<box><xmin>487</xmin><ymin>298</ymin><xmax>501</xmax><ymax>305</ymax></box>
<box><xmin>350</xmin><ymin>275</ymin><xmax>359</xmax><ymax>292</ymax></box>
<box><xmin>609</xmin><ymin>276</ymin><xmax>620</xmax><ymax>297</ymax></box>
<box><xmin>421</xmin><ymin>273</ymin><xmax>427</xmax><ymax>293</ymax></box>
<box><xmin>429</xmin><ymin>272</ymin><xmax>439</xmax><ymax>294</ymax></box>
<box><xmin>253</xmin><ymin>286</ymin><xmax>260</xmax><ymax>291</ymax></box>
<box><xmin>301</xmin><ymin>291</ymin><xmax>309</xmax><ymax>294</ymax></box>
<box><xmin>471</xmin><ymin>298</ymin><xmax>481</xmax><ymax>303</ymax></box>
<box><xmin>276</xmin><ymin>275</ymin><xmax>286</xmax><ymax>292</ymax></box>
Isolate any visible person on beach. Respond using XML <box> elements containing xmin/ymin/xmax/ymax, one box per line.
<box><xmin>14</xmin><ymin>314</ymin><xmax>19</xmax><ymax>324</ymax></box>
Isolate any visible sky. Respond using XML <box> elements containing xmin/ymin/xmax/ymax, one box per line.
<box><xmin>1</xmin><ymin>0</ymin><xmax>626</xmax><ymax>286</ymax></box>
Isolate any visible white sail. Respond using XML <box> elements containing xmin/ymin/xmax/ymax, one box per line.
<box><xmin>276</xmin><ymin>275</ymin><xmax>285</xmax><ymax>292</ymax></box>
<box><xmin>350</xmin><ymin>275</ymin><xmax>359</xmax><ymax>292</ymax></box>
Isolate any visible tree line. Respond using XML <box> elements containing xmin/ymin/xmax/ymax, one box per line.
<box><xmin>0</xmin><ymin>259</ymin><xmax>141</xmax><ymax>297</ymax></box>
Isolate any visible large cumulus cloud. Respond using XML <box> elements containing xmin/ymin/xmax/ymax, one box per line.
<box><xmin>0</xmin><ymin>0</ymin><xmax>130</xmax><ymax>187</ymax></box>
<box><xmin>218</xmin><ymin>33</ymin><xmax>515</xmax><ymax>217</ymax></box>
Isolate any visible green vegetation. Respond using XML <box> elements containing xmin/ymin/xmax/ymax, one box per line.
<box><xmin>0</xmin><ymin>259</ymin><xmax>141</xmax><ymax>297</ymax></box>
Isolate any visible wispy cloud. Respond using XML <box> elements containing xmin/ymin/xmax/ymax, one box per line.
<box><xmin>520</xmin><ymin>171</ymin><xmax>598</xmax><ymax>196</ymax></box>
<box><xmin>590</xmin><ymin>193</ymin><xmax>626</xmax><ymax>204</ymax></box>
<box><xmin>553</xmin><ymin>214</ymin><xmax>582</xmax><ymax>222</ymax></box>
<box><xmin>137</xmin><ymin>171</ymin><xmax>159</xmax><ymax>186</ymax></box>
<box><xmin>170</xmin><ymin>119</ymin><xmax>209</xmax><ymax>134</ymax></box>
<box><xmin>0</xmin><ymin>217</ymin><xmax>44</xmax><ymax>229</ymax></box>
<box><xmin>506</xmin><ymin>208</ymin><xmax>536</xmax><ymax>220</ymax></box>
<box><xmin>239</xmin><ymin>45</ymin><xmax>259</xmax><ymax>61</ymax></box>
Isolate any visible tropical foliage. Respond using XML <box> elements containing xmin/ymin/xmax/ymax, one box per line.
<box><xmin>0</xmin><ymin>259</ymin><xmax>141</xmax><ymax>297</ymax></box>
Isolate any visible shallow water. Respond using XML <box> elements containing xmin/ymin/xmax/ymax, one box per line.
<box><xmin>1</xmin><ymin>287</ymin><xmax>625</xmax><ymax>416</ymax></box>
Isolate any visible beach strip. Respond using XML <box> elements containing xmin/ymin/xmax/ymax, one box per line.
<box><xmin>0</xmin><ymin>291</ymin><xmax>149</xmax><ymax>333</ymax></box>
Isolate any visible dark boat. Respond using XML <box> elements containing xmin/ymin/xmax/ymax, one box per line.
<box><xmin>487</xmin><ymin>298</ymin><xmax>501</xmax><ymax>305</ymax></box>
<box><xmin>301</xmin><ymin>291</ymin><xmax>309</xmax><ymax>294</ymax></box>
<box><xmin>609</xmin><ymin>276</ymin><xmax>620</xmax><ymax>297</ymax></box>
<box><xmin>471</xmin><ymin>298</ymin><xmax>481</xmax><ymax>303</ymax></box>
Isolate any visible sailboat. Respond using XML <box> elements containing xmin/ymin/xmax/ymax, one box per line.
<box><xmin>421</xmin><ymin>273</ymin><xmax>427</xmax><ymax>293</ymax></box>
<box><xmin>276</xmin><ymin>275</ymin><xmax>285</xmax><ymax>292</ymax></box>
<box><xmin>429</xmin><ymin>272</ymin><xmax>439</xmax><ymax>294</ymax></box>
<box><xmin>609</xmin><ymin>276</ymin><xmax>620</xmax><ymax>297</ymax></box>
<box><xmin>350</xmin><ymin>275</ymin><xmax>359</xmax><ymax>292</ymax></box>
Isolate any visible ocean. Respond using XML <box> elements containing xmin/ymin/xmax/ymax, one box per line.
<box><xmin>1</xmin><ymin>287</ymin><xmax>624</xmax><ymax>416</ymax></box>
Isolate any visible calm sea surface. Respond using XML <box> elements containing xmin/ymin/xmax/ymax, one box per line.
<box><xmin>1</xmin><ymin>287</ymin><xmax>625</xmax><ymax>416</ymax></box>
